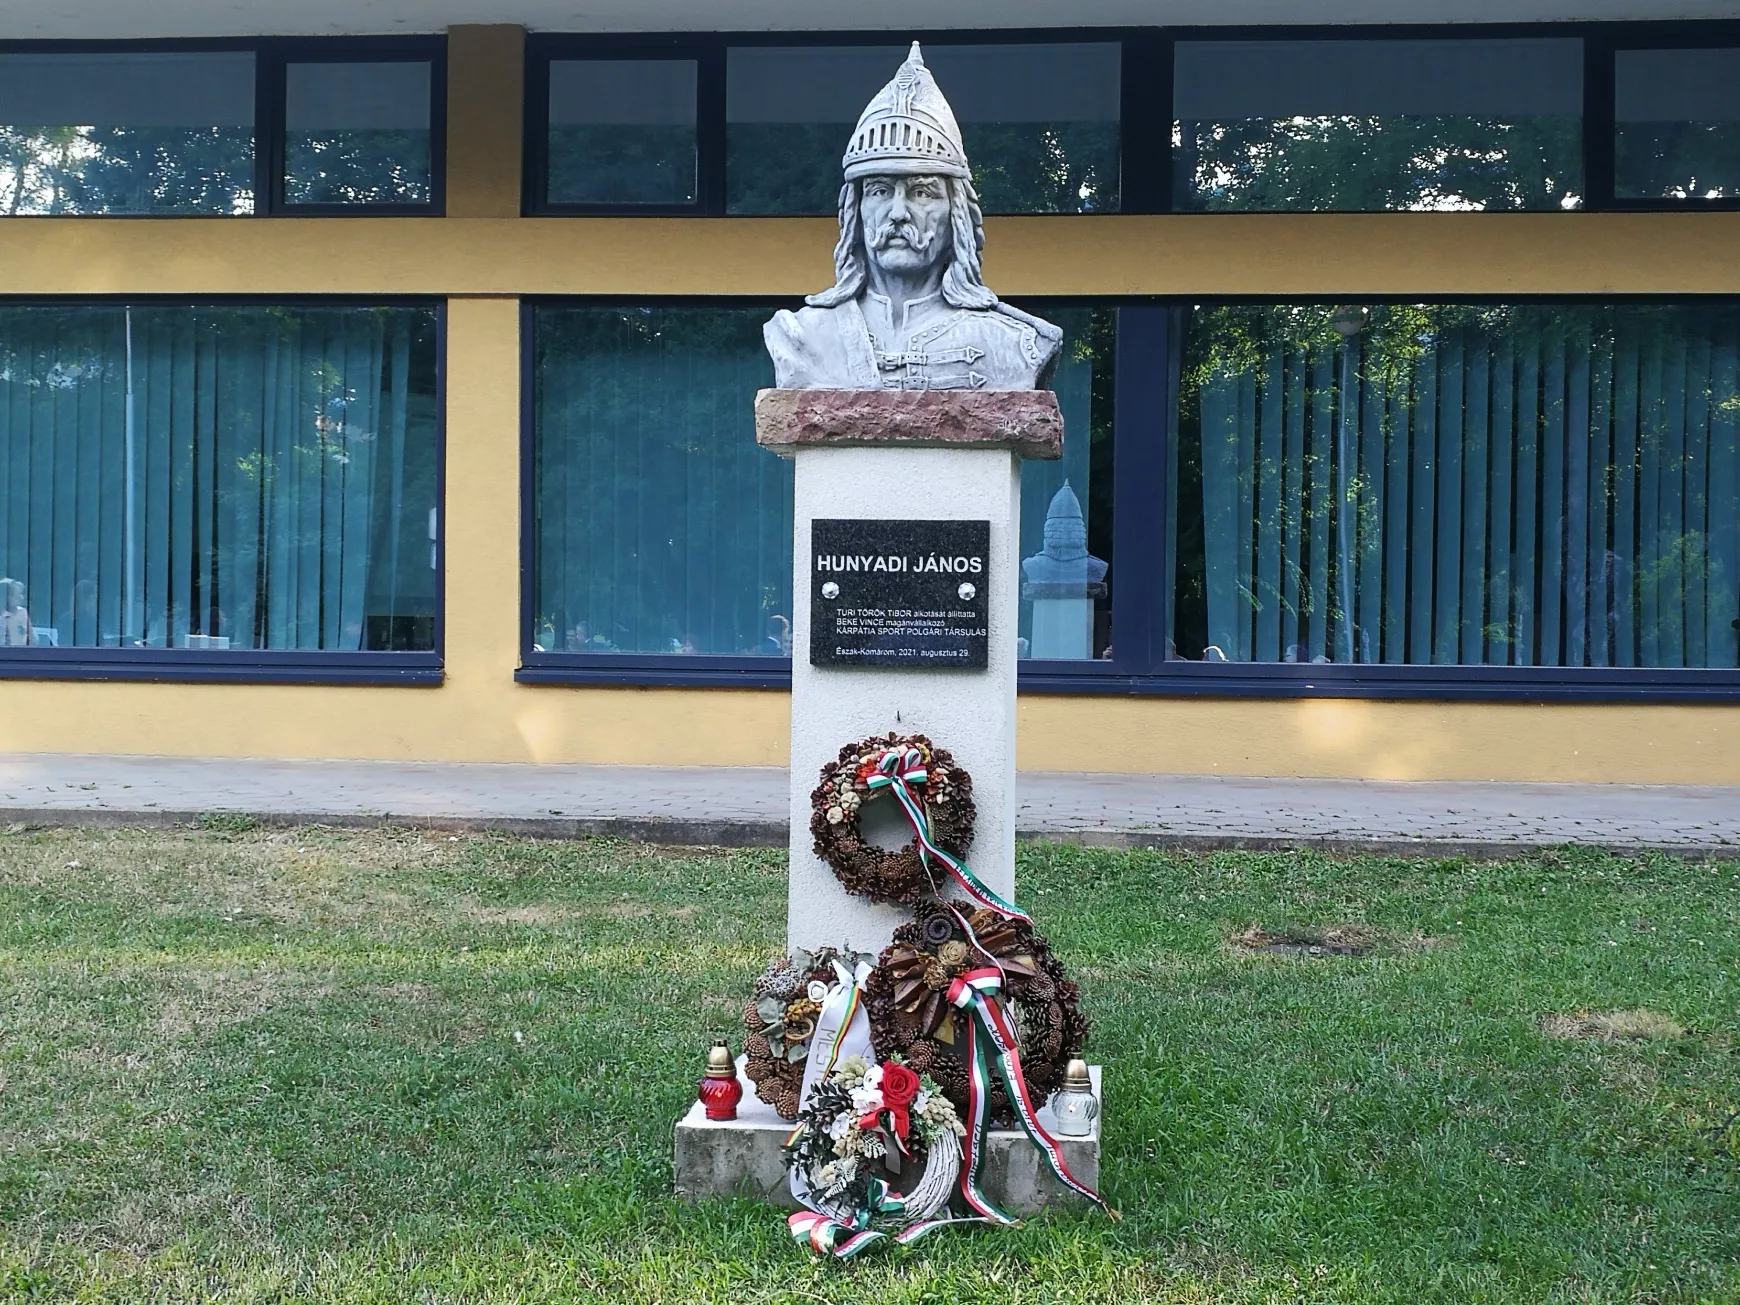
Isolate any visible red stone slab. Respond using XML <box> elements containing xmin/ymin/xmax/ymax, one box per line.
<box><xmin>754</xmin><ymin>388</ymin><xmax>1063</xmax><ymax>460</ymax></box>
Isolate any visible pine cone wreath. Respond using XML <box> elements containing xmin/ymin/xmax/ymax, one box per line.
<box><xmin>809</xmin><ymin>733</ymin><xmax>976</xmax><ymax>906</ymax></box>
<box><xmin>865</xmin><ymin>908</ymin><xmax>1088</xmax><ymax>1126</ymax></box>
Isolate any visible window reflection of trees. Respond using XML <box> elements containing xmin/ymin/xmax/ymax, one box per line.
<box><xmin>1175</xmin><ymin>115</ymin><xmax>1582</xmax><ymax>212</ymax></box>
<box><xmin>0</xmin><ymin>126</ymin><xmax>254</xmax><ymax>215</ymax></box>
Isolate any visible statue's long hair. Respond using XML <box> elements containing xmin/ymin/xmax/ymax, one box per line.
<box><xmin>806</xmin><ymin>176</ymin><xmax>997</xmax><ymax>311</ymax></box>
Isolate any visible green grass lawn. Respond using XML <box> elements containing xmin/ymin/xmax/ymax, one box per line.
<box><xmin>0</xmin><ymin>826</ymin><xmax>1736</xmax><ymax>1304</ymax></box>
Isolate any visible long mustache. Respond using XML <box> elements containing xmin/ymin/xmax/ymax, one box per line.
<box><xmin>870</xmin><ymin>220</ymin><xmax>936</xmax><ymax>253</ymax></box>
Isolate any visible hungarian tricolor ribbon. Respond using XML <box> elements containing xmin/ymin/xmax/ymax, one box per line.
<box><xmin>787</xmin><ymin>1180</ymin><xmax>965</xmax><ymax>1259</ymax></box>
<box><xmin>865</xmin><ymin>745</ymin><xmax>1030</xmax><ymax>925</ymax></box>
<box><xmin>947</xmin><ymin>967</ymin><xmax>1111</xmax><ymax>1220</ymax></box>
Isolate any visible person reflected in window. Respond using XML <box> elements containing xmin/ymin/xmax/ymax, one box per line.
<box><xmin>565</xmin><ymin>620</ymin><xmax>616</xmax><ymax>652</ymax></box>
<box><xmin>0</xmin><ymin>579</ymin><xmax>33</xmax><ymax>646</ymax></box>
<box><xmin>762</xmin><ymin>614</ymin><xmax>791</xmax><ymax>656</ymax></box>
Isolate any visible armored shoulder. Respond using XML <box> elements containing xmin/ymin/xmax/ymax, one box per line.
<box><xmin>993</xmin><ymin>301</ymin><xmax>1065</xmax><ymax>345</ymax></box>
<box><xmin>990</xmin><ymin>301</ymin><xmax>1064</xmax><ymax>388</ymax></box>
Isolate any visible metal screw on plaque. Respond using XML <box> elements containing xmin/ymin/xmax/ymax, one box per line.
<box><xmin>958</xmin><ymin>583</ymin><xmax>976</xmax><ymax>601</ymax></box>
<box><xmin>822</xmin><ymin>581</ymin><xmax>840</xmax><ymax>599</ymax></box>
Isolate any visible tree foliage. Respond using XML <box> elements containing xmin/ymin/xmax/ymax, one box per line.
<box><xmin>1176</xmin><ymin>114</ymin><xmax>1582</xmax><ymax>212</ymax></box>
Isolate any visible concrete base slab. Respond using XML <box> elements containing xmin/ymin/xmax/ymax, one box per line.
<box><xmin>674</xmin><ymin>1059</ymin><xmax>1100</xmax><ymax>1215</ymax></box>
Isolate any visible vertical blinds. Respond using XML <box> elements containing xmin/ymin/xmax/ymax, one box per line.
<box><xmin>0</xmin><ymin>305</ymin><xmax>437</xmax><ymax>651</ymax></box>
<box><xmin>1176</xmin><ymin>303</ymin><xmax>1740</xmax><ymax>669</ymax></box>
<box><xmin>533</xmin><ymin>305</ymin><xmax>793</xmax><ymax>656</ymax></box>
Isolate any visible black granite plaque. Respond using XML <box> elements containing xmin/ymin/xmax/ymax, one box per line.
<box><xmin>810</xmin><ymin>519</ymin><xmax>990</xmax><ymax>669</ymax></box>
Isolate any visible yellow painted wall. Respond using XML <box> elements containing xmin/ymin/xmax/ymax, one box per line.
<box><xmin>1</xmin><ymin>24</ymin><xmax>1736</xmax><ymax>786</ymax></box>
<box><xmin>5</xmin><ymin>213</ymin><xmax>1740</xmax><ymax>298</ymax></box>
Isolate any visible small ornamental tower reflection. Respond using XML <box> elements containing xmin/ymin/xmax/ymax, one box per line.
<box><xmin>1020</xmin><ymin>483</ymin><xmax>1107</xmax><ymax>659</ymax></box>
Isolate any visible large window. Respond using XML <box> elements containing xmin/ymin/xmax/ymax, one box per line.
<box><xmin>0</xmin><ymin>304</ymin><xmax>440</xmax><ymax>673</ymax></box>
<box><xmin>0</xmin><ymin>52</ymin><xmax>256</xmax><ymax>215</ymax></box>
<box><xmin>1173</xmin><ymin>38</ymin><xmax>1584</xmax><ymax>212</ymax></box>
<box><xmin>530</xmin><ymin>304</ymin><xmax>791</xmax><ymax>662</ymax></box>
<box><xmin>725</xmin><ymin>43</ymin><xmax>1120</xmax><ymax>216</ymax></box>
<box><xmin>526</xmin><ymin>299</ymin><xmax>1740</xmax><ymax>697</ymax></box>
<box><xmin>1171</xmin><ymin>303</ymin><xmax>1740</xmax><ymax>671</ymax></box>
<box><xmin>525</xmin><ymin>301</ymin><xmax>1114</xmax><ymax>680</ymax></box>
<box><xmin>1615</xmin><ymin>47</ymin><xmax>1740</xmax><ymax>201</ymax></box>
<box><xmin>0</xmin><ymin>41</ymin><xmax>442</xmax><ymax>217</ymax></box>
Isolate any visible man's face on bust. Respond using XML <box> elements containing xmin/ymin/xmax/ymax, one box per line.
<box><xmin>860</xmin><ymin>175</ymin><xmax>950</xmax><ymax>278</ymax></box>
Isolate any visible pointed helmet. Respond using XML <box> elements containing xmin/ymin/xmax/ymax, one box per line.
<box><xmin>841</xmin><ymin>42</ymin><xmax>970</xmax><ymax>181</ymax></box>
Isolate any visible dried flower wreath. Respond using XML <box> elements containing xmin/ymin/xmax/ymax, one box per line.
<box><xmin>809</xmin><ymin>733</ymin><xmax>975</xmax><ymax>906</ymax></box>
<box><xmin>743</xmin><ymin>946</ymin><xmax>875</xmax><ymax>1120</ymax></box>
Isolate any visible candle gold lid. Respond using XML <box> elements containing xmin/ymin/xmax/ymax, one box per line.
<box><xmin>705</xmin><ymin>1039</ymin><xmax>736</xmax><ymax>1078</ymax></box>
<box><xmin>1061</xmin><ymin>1057</ymin><xmax>1091</xmax><ymax>1091</ymax></box>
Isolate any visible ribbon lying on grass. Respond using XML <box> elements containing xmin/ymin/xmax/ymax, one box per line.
<box><xmin>866</xmin><ymin>745</ymin><xmax>1029</xmax><ymax>925</ymax></box>
<box><xmin>787</xmin><ymin>1182</ymin><xmax>968</xmax><ymax>1259</ymax></box>
<box><xmin>948</xmin><ymin>967</ymin><xmax>1113</xmax><ymax>1221</ymax></box>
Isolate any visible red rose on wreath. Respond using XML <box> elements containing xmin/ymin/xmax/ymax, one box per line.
<box><xmin>863</xmin><ymin>1060</ymin><xmax>924</xmax><ymax>1148</ymax></box>
<box><xmin>879</xmin><ymin>1062</ymin><xmax>921</xmax><ymax>1109</ymax></box>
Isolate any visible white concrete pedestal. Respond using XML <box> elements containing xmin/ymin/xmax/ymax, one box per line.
<box><xmin>787</xmin><ymin>445</ymin><xmax>1021</xmax><ymax>954</ymax></box>
<box><xmin>673</xmin><ymin>388</ymin><xmax>1088</xmax><ymax>1215</ymax></box>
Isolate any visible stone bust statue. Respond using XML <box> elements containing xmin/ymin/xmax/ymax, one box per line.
<box><xmin>763</xmin><ymin>43</ymin><xmax>1061</xmax><ymax>392</ymax></box>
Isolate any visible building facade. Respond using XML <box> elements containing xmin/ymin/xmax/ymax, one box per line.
<box><xmin>2</xmin><ymin>3</ymin><xmax>1739</xmax><ymax>784</ymax></box>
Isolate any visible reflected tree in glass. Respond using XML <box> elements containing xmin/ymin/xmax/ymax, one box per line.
<box><xmin>1173</xmin><ymin>39</ymin><xmax>1584</xmax><ymax>212</ymax></box>
<box><xmin>0</xmin><ymin>53</ymin><xmax>256</xmax><ymax>215</ymax></box>
<box><xmin>1176</xmin><ymin>115</ymin><xmax>1581</xmax><ymax>212</ymax></box>
<box><xmin>284</xmin><ymin>62</ymin><xmax>433</xmax><ymax>206</ymax></box>
<box><xmin>1615</xmin><ymin>49</ymin><xmax>1740</xmax><ymax>200</ymax></box>
<box><xmin>0</xmin><ymin>125</ymin><xmax>254</xmax><ymax>214</ymax></box>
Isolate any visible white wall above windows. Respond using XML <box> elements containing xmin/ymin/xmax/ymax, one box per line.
<box><xmin>0</xmin><ymin>0</ymin><xmax>1734</xmax><ymax>40</ymax></box>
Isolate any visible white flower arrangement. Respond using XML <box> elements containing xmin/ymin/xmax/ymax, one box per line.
<box><xmin>785</xmin><ymin>1057</ymin><xmax>966</xmax><ymax>1214</ymax></box>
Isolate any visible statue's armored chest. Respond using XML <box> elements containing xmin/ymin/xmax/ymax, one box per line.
<box><xmin>869</xmin><ymin>311</ymin><xmax>1043</xmax><ymax>392</ymax></box>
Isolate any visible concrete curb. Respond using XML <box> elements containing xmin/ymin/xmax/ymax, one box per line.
<box><xmin>4</xmin><ymin>806</ymin><xmax>1736</xmax><ymax>860</ymax></box>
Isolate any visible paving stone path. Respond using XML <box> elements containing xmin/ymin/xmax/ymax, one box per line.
<box><xmin>1</xmin><ymin>753</ymin><xmax>1735</xmax><ymax>857</ymax></box>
